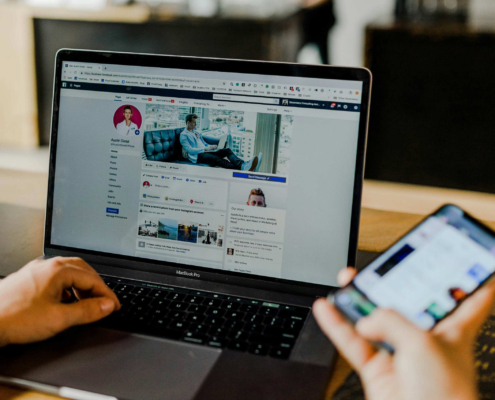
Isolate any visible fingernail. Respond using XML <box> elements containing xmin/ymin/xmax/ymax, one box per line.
<box><xmin>101</xmin><ymin>298</ymin><xmax>115</xmax><ymax>313</ymax></box>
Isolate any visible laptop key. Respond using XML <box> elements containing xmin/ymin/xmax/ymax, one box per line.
<box><xmin>104</xmin><ymin>281</ymin><xmax>118</xmax><ymax>290</ymax></box>
<box><xmin>130</xmin><ymin>305</ymin><xmax>147</xmax><ymax>314</ymax></box>
<box><xmin>228</xmin><ymin>341</ymin><xmax>248</xmax><ymax>352</ymax></box>
<box><xmin>224</xmin><ymin>320</ymin><xmax>244</xmax><ymax>331</ymax></box>
<box><xmin>228</xmin><ymin>330</ymin><xmax>249</xmax><ymax>341</ymax></box>
<box><xmin>117</xmin><ymin>293</ymin><xmax>136</xmax><ymax>304</ymax></box>
<box><xmin>284</xmin><ymin>320</ymin><xmax>303</xmax><ymax>332</ymax></box>
<box><xmin>204</xmin><ymin>298</ymin><xmax>222</xmax><ymax>308</ymax></box>
<box><xmin>277</xmin><ymin>339</ymin><xmax>295</xmax><ymax>349</ymax></box>
<box><xmin>269</xmin><ymin>348</ymin><xmax>290</xmax><ymax>360</ymax></box>
<box><xmin>114</xmin><ymin>284</ymin><xmax>134</xmax><ymax>293</ymax></box>
<box><xmin>168</xmin><ymin>311</ymin><xmax>187</xmax><ymax>320</ymax></box>
<box><xmin>167</xmin><ymin>292</ymin><xmax>186</xmax><ymax>302</ymax></box>
<box><xmin>245</xmin><ymin>314</ymin><xmax>263</xmax><ymax>324</ymax></box>
<box><xmin>149</xmin><ymin>289</ymin><xmax>170</xmax><ymax>299</ymax></box>
<box><xmin>206</xmin><ymin>308</ymin><xmax>225</xmax><ymax>317</ymax></box>
<box><xmin>185</xmin><ymin>295</ymin><xmax>205</xmax><ymax>305</ymax></box>
<box><xmin>150</xmin><ymin>317</ymin><xmax>171</xmax><ymax>329</ymax></box>
<box><xmin>248</xmin><ymin>343</ymin><xmax>269</xmax><ymax>356</ymax></box>
<box><xmin>133</xmin><ymin>296</ymin><xmax>153</xmax><ymax>306</ymax></box>
<box><xmin>148</xmin><ymin>308</ymin><xmax>168</xmax><ymax>318</ymax></box>
<box><xmin>205</xmin><ymin>316</ymin><xmax>225</xmax><ymax>326</ymax></box>
<box><xmin>207</xmin><ymin>336</ymin><xmax>228</xmax><ymax>348</ymax></box>
<box><xmin>187</xmin><ymin>305</ymin><xmax>207</xmax><ymax>314</ymax></box>
<box><xmin>266</xmin><ymin>317</ymin><xmax>284</xmax><ymax>328</ymax></box>
<box><xmin>189</xmin><ymin>323</ymin><xmax>209</xmax><ymax>334</ymax></box>
<box><xmin>186</xmin><ymin>314</ymin><xmax>206</xmax><ymax>324</ymax></box>
<box><xmin>239</xmin><ymin>304</ymin><xmax>259</xmax><ymax>314</ymax></box>
<box><xmin>169</xmin><ymin>301</ymin><xmax>188</xmax><ymax>311</ymax></box>
<box><xmin>150</xmin><ymin>299</ymin><xmax>171</xmax><ymax>309</ymax></box>
<box><xmin>278</xmin><ymin>309</ymin><xmax>308</xmax><ymax>320</ymax></box>
<box><xmin>169</xmin><ymin>321</ymin><xmax>190</xmax><ymax>332</ymax></box>
<box><xmin>208</xmin><ymin>326</ymin><xmax>228</xmax><ymax>337</ymax></box>
<box><xmin>221</xmin><ymin>301</ymin><xmax>240</xmax><ymax>311</ymax></box>
<box><xmin>259</xmin><ymin>307</ymin><xmax>278</xmax><ymax>317</ymax></box>
<box><xmin>183</xmin><ymin>332</ymin><xmax>207</xmax><ymax>345</ymax></box>
<box><xmin>224</xmin><ymin>311</ymin><xmax>245</xmax><ymax>321</ymax></box>
<box><xmin>244</xmin><ymin>323</ymin><xmax>264</xmax><ymax>333</ymax></box>
<box><xmin>130</xmin><ymin>287</ymin><xmax>151</xmax><ymax>296</ymax></box>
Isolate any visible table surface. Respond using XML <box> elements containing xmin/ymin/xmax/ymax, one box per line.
<box><xmin>2</xmin><ymin>169</ymin><xmax>495</xmax><ymax>399</ymax></box>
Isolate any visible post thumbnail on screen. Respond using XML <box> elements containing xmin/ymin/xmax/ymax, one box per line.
<box><xmin>142</xmin><ymin>105</ymin><xmax>293</xmax><ymax>176</ymax></box>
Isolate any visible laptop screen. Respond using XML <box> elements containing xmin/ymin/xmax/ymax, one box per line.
<box><xmin>50</xmin><ymin>57</ymin><xmax>366</xmax><ymax>288</ymax></box>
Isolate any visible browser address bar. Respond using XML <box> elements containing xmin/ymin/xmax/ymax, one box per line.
<box><xmin>213</xmin><ymin>94</ymin><xmax>279</xmax><ymax>105</ymax></box>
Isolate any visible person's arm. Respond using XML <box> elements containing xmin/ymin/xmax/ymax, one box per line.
<box><xmin>179</xmin><ymin>132</ymin><xmax>207</xmax><ymax>155</ymax></box>
<box><xmin>0</xmin><ymin>257</ymin><xmax>120</xmax><ymax>347</ymax></box>
<box><xmin>180</xmin><ymin>133</ymin><xmax>215</xmax><ymax>154</ymax></box>
<box><xmin>313</xmin><ymin>268</ymin><xmax>495</xmax><ymax>400</ymax></box>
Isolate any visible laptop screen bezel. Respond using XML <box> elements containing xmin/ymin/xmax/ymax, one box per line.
<box><xmin>44</xmin><ymin>49</ymin><xmax>371</xmax><ymax>297</ymax></box>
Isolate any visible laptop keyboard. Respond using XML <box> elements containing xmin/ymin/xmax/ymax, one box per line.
<box><xmin>96</xmin><ymin>276</ymin><xmax>310</xmax><ymax>360</ymax></box>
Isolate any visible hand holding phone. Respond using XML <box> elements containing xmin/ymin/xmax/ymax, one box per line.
<box><xmin>312</xmin><ymin>210</ymin><xmax>495</xmax><ymax>400</ymax></box>
<box><xmin>333</xmin><ymin>205</ymin><xmax>495</xmax><ymax>332</ymax></box>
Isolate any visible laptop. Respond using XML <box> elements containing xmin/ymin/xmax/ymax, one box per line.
<box><xmin>0</xmin><ymin>49</ymin><xmax>371</xmax><ymax>400</ymax></box>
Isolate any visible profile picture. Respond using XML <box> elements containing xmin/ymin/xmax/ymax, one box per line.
<box><xmin>143</xmin><ymin>181</ymin><xmax>150</xmax><ymax>187</ymax></box>
<box><xmin>282</xmin><ymin>99</ymin><xmax>289</xmax><ymax>106</ymax></box>
<box><xmin>227</xmin><ymin>248</ymin><xmax>234</xmax><ymax>256</ymax></box>
<box><xmin>247</xmin><ymin>188</ymin><xmax>267</xmax><ymax>207</ymax></box>
<box><xmin>113</xmin><ymin>105</ymin><xmax>142</xmax><ymax>136</ymax></box>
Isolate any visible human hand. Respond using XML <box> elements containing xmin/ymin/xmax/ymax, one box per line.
<box><xmin>206</xmin><ymin>145</ymin><xmax>217</xmax><ymax>151</ymax></box>
<box><xmin>0</xmin><ymin>257</ymin><xmax>120</xmax><ymax>347</ymax></box>
<box><xmin>313</xmin><ymin>268</ymin><xmax>495</xmax><ymax>400</ymax></box>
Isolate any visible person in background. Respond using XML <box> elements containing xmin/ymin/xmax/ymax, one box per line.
<box><xmin>299</xmin><ymin>0</ymin><xmax>336</xmax><ymax>64</ymax></box>
<box><xmin>313</xmin><ymin>267</ymin><xmax>495</xmax><ymax>400</ymax></box>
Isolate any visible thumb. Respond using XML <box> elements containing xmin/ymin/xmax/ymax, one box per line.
<box><xmin>61</xmin><ymin>297</ymin><xmax>116</xmax><ymax>327</ymax></box>
<box><xmin>356</xmin><ymin>308</ymin><xmax>425</xmax><ymax>349</ymax></box>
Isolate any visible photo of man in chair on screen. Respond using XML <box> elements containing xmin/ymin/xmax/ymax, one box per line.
<box><xmin>180</xmin><ymin>114</ymin><xmax>261</xmax><ymax>171</ymax></box>
<box><xmin>143</xmin><ymin>106</ymin><xmax>294</xmax><ymax>176</ymax></box>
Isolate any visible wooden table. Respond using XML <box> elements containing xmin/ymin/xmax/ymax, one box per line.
<box><xmin>2</xmin><ymin>170</ymin><xmax>495</xmax><ymax>399</ymax></box>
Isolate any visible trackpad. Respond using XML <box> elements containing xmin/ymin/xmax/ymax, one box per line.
<box><xmin>0</xmin><ymin>327</ymin><xmax>221</xmax><ymax>400</ymax></box>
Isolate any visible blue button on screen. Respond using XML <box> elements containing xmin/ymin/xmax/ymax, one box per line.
<box><xmin>106</xmin><ymin>208</ymin><xmax>119</xmax><ymax>214</ymax></box>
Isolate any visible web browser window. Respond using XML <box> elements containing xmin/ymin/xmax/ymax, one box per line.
<box><xmin>51</xmin><ymin>61</ymin><xmax>364</xmax><ymax>287</ymax></box>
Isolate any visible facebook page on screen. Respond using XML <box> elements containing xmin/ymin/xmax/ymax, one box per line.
<box><xmin>51</xmin><ymin>61</ymin><xmax>363</xmax><ymax>286</ymax></box>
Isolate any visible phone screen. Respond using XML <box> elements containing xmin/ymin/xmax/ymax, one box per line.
<box><xmin>335</xmin><ymin>205</ymin><xmax>495</xmax><ymax>330</ymax></box>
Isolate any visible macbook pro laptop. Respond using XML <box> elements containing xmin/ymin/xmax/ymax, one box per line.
<box><xmin>0</xmin><ymin>49</ymin><xmax>371</xmax><ymax>400</ymax></box>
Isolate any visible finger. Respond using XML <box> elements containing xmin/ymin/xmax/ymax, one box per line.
<box><xmin>55</xmin><ymin>267</ymin><xmax>120</xmax><ymax>309</ymax></box>
<box><xmin>313</xmin><ymin>298</ymin><xmax>376</xmax><ymax>372</ymax></box>
<box><xmin>55</xmin><ymin>257</ymin><xmax>100</xmax><ymax>276</ymax></box>
<box><xmin>435</xmin><ymin>278</ymin><xmax>495</xmax><ymax>341</ymax></box>
<box><xmin>58</xmin><ymin>297</ymin><xmax>116</xmax><ymax>328</ymax></box>
<box><xmin>337</xmin><ymin>267</ymin><xmax>357</xmax><ymax>287</ymax></box>
<box><xmin>62</xmin><ymin>289</ymin><xmax>73</xmax><ymax>301</ymax></box>
<box><xmin>356</xmin><ymin>308</ymin><xmax>425</xmax><ymax>349</ymax></box>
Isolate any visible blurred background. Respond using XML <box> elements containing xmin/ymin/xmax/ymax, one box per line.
<box><xmin>1</xmin><ymin>0</ymin><xmax>495</xmax><ymax>194</ymax></box>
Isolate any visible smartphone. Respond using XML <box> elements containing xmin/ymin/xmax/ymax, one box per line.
<box><xmin>333</xmin><ymin>204</ymin><xmax>495</xmax><ymax>336</ymax></box>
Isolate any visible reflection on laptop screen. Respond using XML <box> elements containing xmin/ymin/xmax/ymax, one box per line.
<box><xmin>51</xmin><ymin>61</ymin><xmax>364</xmax><ymax>287</ymax></box>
